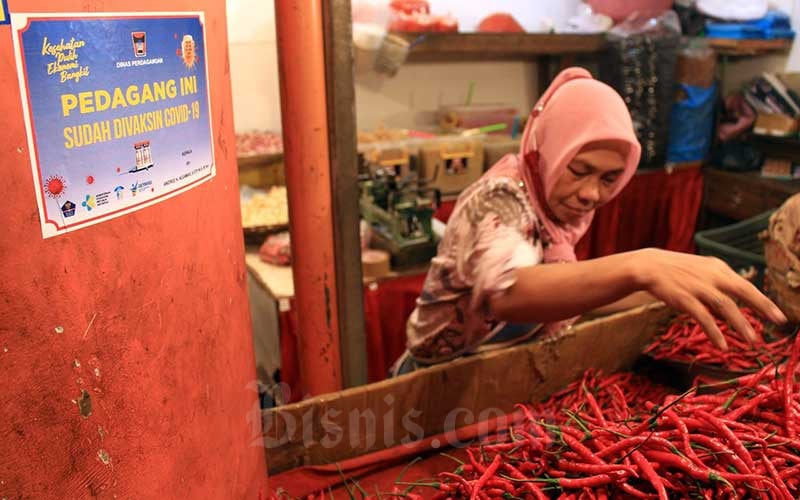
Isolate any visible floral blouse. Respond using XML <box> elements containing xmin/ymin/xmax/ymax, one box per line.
<box><xmin>406</xmin><ymin>171</ymin><xmax>545</xmax><ymax>364</ymax></box>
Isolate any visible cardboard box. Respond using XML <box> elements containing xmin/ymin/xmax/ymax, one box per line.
<box><xmin>754</xmin><ymin>113</ymin><xmax>798</xmax><ymax>137</ymax></box>
<box><xmin>260</xmin><ymin>303</ymin><xmax>670</xmax><ymax>474</ymax></box>
<box><xmin>484</xmin><ymin>136</ymin><xmax>520</xmax><ymax>171</ymax></box>
<box><xmin>418</xmin><ymin>138</ymin><xmax>484</xmax><ymax>199</ymax></box>
<box><xmin>676</xmin><ymin>48</ymin><xmax>717</xmax><ymax>89</ymax></box>
<box><xmin>761</xmin><ymin>157</ymin><xmax>796</xmax><ymax>179</ymax></box>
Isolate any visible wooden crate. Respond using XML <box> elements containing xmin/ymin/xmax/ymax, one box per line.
<box><xmin>260</xmin><ymin>303</ymin><xmax>671</xmax><ymax>474</ymax></box>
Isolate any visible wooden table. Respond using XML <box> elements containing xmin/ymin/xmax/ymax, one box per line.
<box><xmin>245</xmin><ymin>253</ymin><xmax>295</xmax><ymax>302</ymax></box>
<box><xmin>703</xmin><ymin>167</ymin><xmax>800</xmax><ymax>222</ymax></box>
<box><xmin>243</xmin><ymin>252</ymin><xmax>292</xmax><ymax>401</ymax></box>
<box><xmin>245</xmin><ymin>248</ymin><xmax>433</xmax><ymax>397</ymax></box>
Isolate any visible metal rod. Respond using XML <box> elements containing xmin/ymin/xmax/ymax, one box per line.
<box><xmin>321</xmin><ymin>0</ymin><xmax>368</xmax><ymax>388</ymax></box>
<box><xmin>274</xmin><ymin>0</ymin><xmax>342</xmax><ymax>396</ymax></box>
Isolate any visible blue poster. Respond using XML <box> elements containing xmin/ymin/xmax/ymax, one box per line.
<box><xmin>0</xmin><ymin>1</ymin><xmax>9</xmax><ymax>26</ymax></box>
<box><xmin>11</xmin><ymin>13</ymin><xmax>214</xmax><ymax>238</ymax></box>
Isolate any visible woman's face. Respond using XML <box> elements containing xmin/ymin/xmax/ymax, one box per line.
<box><xmin>546</xmin><ymin>148</ymin><xmax>626</xmax><ymax>225</ymax></box>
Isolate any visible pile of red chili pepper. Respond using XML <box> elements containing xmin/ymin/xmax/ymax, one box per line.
<box><xmin>644</xmin><ymin>307</ymin><xmax>790</xmax><ymax>372</ymax></box>
<box><xmin>271</xmin><ymin>357</ymin><xmax>800</xmax><ymax>499</ymax></box>
<box><xmin>271</xmin><ymin>318</ymin><xmax>800</xmax><ymax>500</ymax></box>
<box><xmin>419</xmin><ymin>335</ymin><xmax>800</xmax><ymax>499</ymax></box>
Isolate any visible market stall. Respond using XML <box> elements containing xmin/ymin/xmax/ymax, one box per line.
<box><xmin>8</xmin><ymin>0</ymin><xmax>800</xmax><ymax>497</ymax></box>
<box><xmin>232</xmin><ymin>0</ymin><xmax>800</xmax><ymax>391</ymax></box>
<box><xmin>234</xmin><ymin>0</ymin><xmax>800</xmax><ymax>496</ymax></box>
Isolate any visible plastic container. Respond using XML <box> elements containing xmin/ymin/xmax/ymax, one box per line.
<box><xmin>705</xmin><ymin>11</ymin><xmax>795</xmax><ymax>40</ymax></box>
<box><xmin>438</xmin><ymin>104</ymin><xmax>516</xmax><ymax>136</ymax></box>
<box><xmin>694</xmin><ymin>210</ymin><xmax>774</xmax><ymax>288</ymax></box>
<box><xmin>586</xmin><ymin>0</ymin><xmax>672</xmax><ymax>23</ymax></box>
<box><xmin>705</xmin><ymin>23</ymin><xmax>760</xmax><ymax>39</ymax></box>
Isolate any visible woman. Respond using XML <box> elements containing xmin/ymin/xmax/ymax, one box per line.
<box><xmin>392</xmin><ymin>68</ymin><xmax>786</xmax><ymax>375</ymax></box>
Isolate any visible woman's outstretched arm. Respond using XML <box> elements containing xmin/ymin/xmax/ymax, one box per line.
<box><xmin>489</xmin><ymin>248</ymin><xmax>787</xmax><ymax>350</ymax></box>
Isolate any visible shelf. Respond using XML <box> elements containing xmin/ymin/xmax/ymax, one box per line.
<box><xmin>397</xmin><ymin>33</ymin><xmax>608</xmax><ymax>62</ymax></box>
<box><xmin>705</xmin><ymin>38</ymin><xmax>793</xmax><ymax>57</ymax></box>
<box><xmin>396</xmin><ymin>33</ymin><xmax>791</xmax><ymax>62</ymax></box>
<box><xmin>237</xmin><ymin>152</ymin><xmax>284</xmax><ymax>169</ymax></box>
<box><xmin>246</xmin><ymin>250</ymin><xmax>431</xmax><ymax>302</ymax></box>
<box><xmin>704</xmin><ymin>167</ymin><xmax>800</xmax><ymax>221</ymax></box>
<box><xmin>748</xmin><ymin>134</ymin><xmax>800</xmax><ymax>162</ymax></box>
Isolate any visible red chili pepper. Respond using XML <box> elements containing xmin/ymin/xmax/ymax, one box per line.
<box><xmin>552</xmin><ymin>474</ymin><xmax>614</xmax><ymax>488</ymax></box>
<box><xmin>643</xmin><ymin>450</ymin><xmax>766</xmax><ymax>484</ymax></box>
<box><xmin>504</xmin><ymin>465</ymin><xmax>547</xmax><ymax>500</ymax></box>
<box><xmin>780</xmin><ymin>463</ymin><xmax>800</xmax><ymax>480</ymax></box>
<box><xmin>583</xmin><ymin>385</ymin><xmax>607</xmax><ymax>426</ymax></box>
<box><xmin>631</xmin><ymin>450</ymin><xmax>668</xmax><ymax>500</ymax></box>
<box><xmin>725</xmin><ymin>391</ymin><xmax>779</xmax><ymax>421</ymax></box>
<box><xmin>470</xmin><ymin>453</ymin><xmax>501</xmax><ymax>500</ymax></box>
<box><xmin>561</xmin><ymin>433</ymin><xmax>604</xmax><ymax>466</ymax></box>
<box><xmin>688</xmin><ymin>434</ymin><xmax>751</xmax><ymax>476</ymax></box>
<box><xmin>617</xmin><ymin>482</ymin><xmax>658</xmax><ymax>499</ymax></box>
<box><xmin>695</xmin><ymin>410</ymin><xmax>755</xmax><ymax>471</ymax></box>
<box><xmin>555</xmin><ymin>459</ymin><xmax>637</xmax><ymax>477</ymax></box>
<box><xmin>515</xmin><ymin>429</ymin><xmax>544</xmax><ymax>453</ymax></box>
<box><xmin>663</xmin><ymin>408</ymin><xmax>703</xmax><ymax>466</ymax></box>
<box><xmin>439</xmin><ymin>472</ymin><xmax>472</xmax><ymax>495</ymax></box>
<box><xmin>466</xmin><ymin>449</ymin><xmax>485</xmax><ymax>473</ymax></box>
<box><xmin>760</xmin><ymin>452</ymin><xmax>793</xmax><ymax>500</ymax></box>
<box><xmin>607</xmin><ymin>383</ymin><xmax>630</xmax><ymax>420</ymax></box>
<box><xmin>764</xmin><ymin>448</ymin><xmax>800</xmax><ymax>464</ymax></box>
<box><xmin>595</xmin><ymin>436</ymin><xmax>649</xmax><ymax>459</ymax></box>
<box><xmin>485</xmin><ymin>478</ymin><xmax>514</xmax><ymax>493</ymax></box>
<box><xmin>786</xmin><ymin>335</ymin><xmax>800</xmax><ymax>439</ymax></box>
<box><xmin>481</xmin><ymin>442</ymin><xmax>520</xmax><ymax>453</ymax></box>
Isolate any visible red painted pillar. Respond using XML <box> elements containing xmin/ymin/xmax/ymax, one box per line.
<box><xmin>0</xmin><ymin>0</ymin><xmax>269</xmax><ymax>498</ymax></box>
<box><xmin>274</xmin><ymin>0</ymin><xmax>343</xmax><ymax>396</ymax></box>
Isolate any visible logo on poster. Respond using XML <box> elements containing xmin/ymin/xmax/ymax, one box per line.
<box><xmin>114</xmin><ymin>185</ymin><xmax>125</xmax><ymax>200</ymax></box>
<box><xmin>61</xmin><ymin>200</ymin><xmax>76</xmax><ymax>217</ymax></box>
<box><xmin>178</xmin><ymin>34</ymin><xmax>198</xmax><ymax>69</ymax></box>
<box><xmin>0</xmin><ymin>0</ymin><xmax>9</xmax><ymax>26</ymax></box>
<box><xmin>82</xmin><ymin>194</ymin><xmax>96</xmax><ymax>211</ymax></box>
<box><xmin>132</xmin><ymin>32</ymin><xmax>146</xmax><ymax>58</ymax></box>
<box><xmin>44</xmin><ymin>175</ymin><xmax>67</xmax><ymax>198</ymax></box>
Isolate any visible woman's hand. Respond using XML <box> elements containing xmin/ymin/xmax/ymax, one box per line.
<box><xmin>631</xmin><ymin>248</ymin><xmax>787</xmax><ymax>350</ymax></box>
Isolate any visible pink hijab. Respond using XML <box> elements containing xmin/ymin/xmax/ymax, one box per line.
<box><xmin>489</xmin><ymin>67</ymin><xmax>642</xmax><ymax>263</ymax></box>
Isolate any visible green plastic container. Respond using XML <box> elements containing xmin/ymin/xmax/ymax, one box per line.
<box><xmin>694</xmin><ymin>210</ymin><xmax>774</xmax><ymax>288</ymax></box>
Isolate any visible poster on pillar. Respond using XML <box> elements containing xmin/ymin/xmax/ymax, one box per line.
<box><xmin>11</xmin><ymin>13</ymin><xmax>214</xmax><ymax>238</ymax></box>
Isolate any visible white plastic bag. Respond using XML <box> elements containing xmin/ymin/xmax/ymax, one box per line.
<box><xmin>561</xmin><ymin>2</ymin><xmax>614</xmax><ymax>34</ymax></box>
<box><xmin>696</xmin><ymin>0</ymin><xmax>768</xmax><ymax>21</ymax></box>
<box><xmin>610</xmin><ymin>9</ymin><xmax>682</xmax><ymax>38</ymax></box>
<box><xmin>351</xmin><ymin>0</ymin><xmax>391</xmax><ymax>27</ymax></box>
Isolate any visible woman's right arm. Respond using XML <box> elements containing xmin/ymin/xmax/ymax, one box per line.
<box><xmin>489</xmin><ymin>248</ymin><xmax>787</xmax><ymax>350</ymax></box>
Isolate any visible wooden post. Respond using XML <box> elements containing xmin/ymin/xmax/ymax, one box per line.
<box><xmin>275</xmin><ymin>0</ymin><xmax>343</xmax><ymax>396</ymax></box>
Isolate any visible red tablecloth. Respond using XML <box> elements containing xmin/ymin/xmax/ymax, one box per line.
<box><xmin>363</xmin><ymin>274</ymin><xmax>427</xmax><ymax>382</ymax></box>
<box><xmin>278</xmin><ymin>167</ymin><xmax>703</xmax><ymax>400</ymax></box>
<box><xmin>434</xmin><ymin>168</ymin><xmax>703</xmax><ymax>259</ymax></box>
<box><xmin>267</xmin><ymin>410</ymin><xmax>523</xmax><ymax>498</ymax></box>
<box><xmin>576</xmin><ymin>166</ymin><xmax>704</xmax><ymax>259</ymax></box>
<box><xmin>280</xmin><ymin>274</ymin><xmax>426</xmax><ymax>401</ymax></box>
<box><xmin>434</xmin><ymin>199</ymin><xmax>456</xmax><ymax>223</ymax></box>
